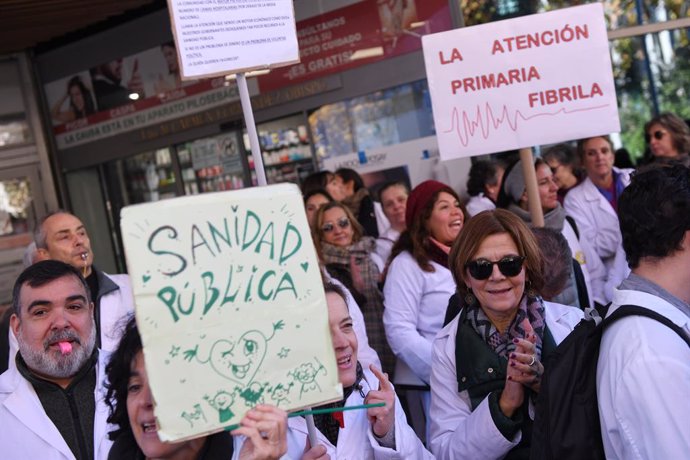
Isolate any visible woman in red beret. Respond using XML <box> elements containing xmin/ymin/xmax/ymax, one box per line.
<box><xmin>382</xmin><ymin>180</ymin><xmax>467</xmax><ymax>442</ymax></box>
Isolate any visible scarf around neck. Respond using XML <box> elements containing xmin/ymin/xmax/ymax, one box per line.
<box><xmin>507</xmin><ymin>202</ymin><xmax>566</xmax><ymax>232</ymax></box>
<box><xmin>465</xmin><ymin>294</ymin><xmax>546</xmax><ymax>360</ymax></box>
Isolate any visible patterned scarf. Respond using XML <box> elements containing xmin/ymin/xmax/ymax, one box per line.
<box><xmin>466</xmin><ymin>294</ymin><xmax>546</xmax><ymax>359</ymax></box>
<box><xmin>312</xmin><ymin>362</ymin><xmax>365</xmax><ymax>446</ymax></box>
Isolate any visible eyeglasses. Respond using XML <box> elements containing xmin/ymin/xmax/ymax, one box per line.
<box><xmin>645</xmin><ymin>130</ymin><xmax>666</xmax><ymax>143</ymax></box>
<box><xmin>322</xmin><ymin>217</ymin><xmax>350</xmax><ymax>233</ymax></box>
<box><xmin>465</xmin><ymin>256</ymin><xmax>525</xmax><ymax>280</ymax></box>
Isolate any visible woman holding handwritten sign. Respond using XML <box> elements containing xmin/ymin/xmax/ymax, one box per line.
<box><xmin>294</xmin><ymin>283</ymin><xmax>433</xmax><ymax>459</ymax></box>
<box><xmin>105</xmin><ymin>316</ymin><xmax>330</xmax><ymax>460</ymax></box>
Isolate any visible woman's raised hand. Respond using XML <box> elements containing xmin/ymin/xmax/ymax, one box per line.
<box><xmin>509</xmin><ymin>319</ymin><xmax>544</xmax><ymax>393</ymax></box>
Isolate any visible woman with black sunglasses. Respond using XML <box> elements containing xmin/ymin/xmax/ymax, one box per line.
<box><xmin>311</xmin><ymin>202</ymin><xmax>395</xmax><ymax>379</ymax></box>
<box><xmin>429</xmin><ymin>210</ymin><xmax>582</xmax><ymax>460</ymax></box>
<box><xmin>644</xmin><ymin>112</ymin><xmax>690</xmax><ymax>161</ymax></box>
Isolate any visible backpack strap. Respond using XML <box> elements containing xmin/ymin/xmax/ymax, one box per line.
<box><xmin>603</xmin><ymin>305</ymin><xmax>690</xmax><ymax>348</ymax></box>
<box><xmin>565</xmin><ymin>215</ymin><xmax>579</xmax><ymax>240</ymax></box>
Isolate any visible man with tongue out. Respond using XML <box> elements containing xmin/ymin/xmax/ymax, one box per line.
<box><xmin>0</xmin><ymin>260</ymin><xmax>114</xmax><ymax>459</ymax></box>
<box><xmin>0</xmin><ymin>210</ymin><xmax>134</xmax><ymax>375</ymax></box>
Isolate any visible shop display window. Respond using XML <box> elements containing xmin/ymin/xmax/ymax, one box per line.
<box><xmin>0</xmin><ymin>60</ymin><xmax>31</xmax><ymax>148</ymax></box>
<box><xmin>0</xmin><ymin>178</ymin><xmax>33</xmax><ymax>237</ymax></box>
<box><xmin>309</xmin><ymin>80</ymin><xmax>435</xmax><ymax>159</ymax></box>
<box><xmin>177</xmin><ymin>132</ymin><xmax>247</xmax><ymax>194</ymax></box>
<box><xmin>121</xmin><ymin>148</ymin><xmax>177</xmax><ymax>203</ymax></box>
<box><xmin>244</xmin><ymin>114</ymin><xmax>316</xmax><ymax>185</ymax></box>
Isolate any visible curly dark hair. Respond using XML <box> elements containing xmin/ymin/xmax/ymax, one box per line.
<box><xmin>104</xmin><ymin>314</ymin><xmax>142</xmax><ymax>440</ymax></box>
<box><xmin>618</xmin><ymin>163</ymin><xmax>690</xmax><ymax>268</ymax></box>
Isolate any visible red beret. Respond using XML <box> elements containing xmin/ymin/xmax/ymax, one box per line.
<box><xmin>406</xmin><ymin>180</ymin><xmax>449</xmax><ymax>228</ymax></box>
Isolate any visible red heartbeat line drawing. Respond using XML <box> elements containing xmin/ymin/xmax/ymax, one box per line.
<box><xmin>443</xmin><ymin>103</ymin><xmax>610</xmax><ymax>147</ymax></box>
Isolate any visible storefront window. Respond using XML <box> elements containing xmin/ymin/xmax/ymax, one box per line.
<box><xmin>0</xmin><ymin>60</ymin><xmax>31</xmax><ymax>147</ymax></box>
<box><xmin>178</xmin><ymin>132</ymin><xmax>246</xmax><ymax>194</ymax></box>
<box><xmin>0</xmin><ymin>178</ymin><xmax>32</xmax><ymax>236</ymax></box>
<box><xmin>119</xmin><ymin>148</ymin><xmax>177</xmax><ymax>203</ymax></box>
<box><xmin>309</xmin><ymin>80</ymin><xmax>435</xmax><ymax>159</ymax></box>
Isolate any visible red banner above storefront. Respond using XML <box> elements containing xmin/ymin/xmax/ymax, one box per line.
<box><xmin>257</xmin><ymin>0</ymin><xmax>451</xmax><ymax>92</ymax></box>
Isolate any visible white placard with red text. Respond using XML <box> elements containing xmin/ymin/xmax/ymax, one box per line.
<box><xmin>167</xmin><ymin>0</ymin><xmax>300</xmax><ymax>79</ymax></box>
<box><xmin>422</xmin><ymin>3</ymin><xmax>619</xmax><ymax>160</ymax></box>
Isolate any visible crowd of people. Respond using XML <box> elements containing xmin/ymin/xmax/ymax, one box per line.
<box><xmin>0</xmin><ymin>113</ymin><xmax>689</xmax><ymax>459</ymax></box>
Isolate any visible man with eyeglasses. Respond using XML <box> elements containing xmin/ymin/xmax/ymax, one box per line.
<box><xmin>597</xmin><ymin>163</ymin><xmax>690</xmax><ymax>459</ymax></box>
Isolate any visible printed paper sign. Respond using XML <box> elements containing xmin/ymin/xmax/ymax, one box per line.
<box><xmin>422</xmin><ymin>3</ymin><xmax>620</xmax><ymax>160</ymax></box>
<box><xmin>167</xmin><ymin>0</ymin><xmax>300</xmax><ymax>79</ymax></box>
<box><xmin>121</xmin><ymin>184</ymin><xmax>342</xmax><ymax>441</ymax></box>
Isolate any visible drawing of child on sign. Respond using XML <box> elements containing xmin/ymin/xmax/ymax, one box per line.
<box><xmin>289</xmin><ymin>357</ymin><xmax>327</xmax><ymax>399</ymax></box>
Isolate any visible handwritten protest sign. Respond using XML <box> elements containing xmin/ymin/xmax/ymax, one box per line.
<box><xmin>121</xmin><ymin>184</ymin><xmax>342</xmax><ymax>441</ymax></box>
<box><xmin>422</xmin><ymin>3</ymin><xmax>619</xmax><ymax>160</ymax></box>
<box><xmin>167</xmin><ymin>0</ymin><xmax>300</xmax><ymax>79</ymax></box>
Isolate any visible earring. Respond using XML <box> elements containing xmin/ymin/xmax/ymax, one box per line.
<box><xmin>526</xmin><ymin>280</ymin><xmax>537</xmax><ymax>297</ymax></box>
<box><xmin>464</xmin><ymin>288</ymin><xmax>476</xmax><ymax>306</ymax></box>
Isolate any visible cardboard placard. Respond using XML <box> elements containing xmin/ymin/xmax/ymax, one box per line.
<box><xmin>120</xmin><ymin>184</ymin><xmax>341</xmax><ymax>441</ymax></box>
<box><xmin>422</xmin><ymin>3</ymin><xmax>620</xmax><ymax>160</ymax></box>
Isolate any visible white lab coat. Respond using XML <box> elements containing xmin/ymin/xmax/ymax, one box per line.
<box><xmin>465</xmin><ymin>193</ymin><xmax>496</xmax><ymax>217</ymax></box>
<box><xmin>7</xmin><ymin>271</ymin><xmax>135</xmax><ymax>370</ymax></box>
<box><xmin>564</xmin><ymin>168</ymin><xmax>633</xmax><ymax>295</ymax></box>
<box><xmin>375</xmin><ymin>227</ymin><xmax>401</xmax><ymax>271</ymax></box>
<box><xmin>597</xmin><ymin>288</ymin><xmax>690</xmax><ymax>460</ymax></box>
<box><xmin>383</xmin><ymin>251</ymin><xmax>456</xmax><ymax>385</ymax></box>
<box><xmin>0</xmin><ymin>352</ymin><xmax>114</xmax><ymax>460</ymax></box>
<box><xmin>429</xmin><ymin>301</ymin><xmax>583</xmax><ymax>460</ymax></box>
<box><xmin>290</xmin><ymin>366</ymin><xmax>434</xmax><ymax>459</ymax></box>
<box><xmin>561</xmin><ymin>217</ymin><xmax>607</xmax><ymax>306</ymax></box>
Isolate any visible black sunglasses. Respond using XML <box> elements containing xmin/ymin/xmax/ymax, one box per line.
<box><xmin>645</xmin><ymin>130</ymin><xmax>666</xmax><ymax>143</ymax></box>
<box><xmin>466</xmin><ymin>256</ymin><xmax>525</xmax><ymax>280</ymax></box>
<box><xmin>322</xmin><ymin>217</ymin><xmax>350</xmax><ymax>233</ymax></box>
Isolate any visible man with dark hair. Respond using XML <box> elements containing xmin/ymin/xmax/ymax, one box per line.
<box><xmin>0</xmin><ymin>260</ymin><xmax>113</xmax><ymax>458</ymax></box>
<box><xmin>597</xmin><ymin>163</ymin><xmax>690</xmax><ymax>459</ymax></box>
<box><xmin>0</xmin><ymin>210</ymin><xmax>134</xmax><ymax>374</ymax></box>
<box><xmin>334</xmin><ymin>168</ymin><xmax>386</xmax><ymax>238</ymax></box>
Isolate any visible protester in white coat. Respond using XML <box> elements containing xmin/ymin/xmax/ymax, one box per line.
<box><xmin>302</xmin><ymin>283</ymin><xmax>433</xmax><ymax>459</ymax></box>
<box><xmin>383</xmin><ymin>180</ymin><xmax>465</xmax><ymax>442</ymax></box>
<box><xmin>0</xmin><ymin>260</ymin><xmax>115</xmax><ymax>459</ymax></box>
<box><xmin>2</xmin><ymin>211</ymin><xmax>135</xmax><ymax>374</ymax></box>
<box><xmin>104</xmin><ymin>315</ymin><xmax>330</xmax><ymax>460</ymax></box>
<box><xmin>429</xmin><ymin>211</ymin><xmax>582</xmax><ymax>460</ymax></box>
<box><xmin>499</xmin><ymin>159</ymin><xmax>605</xmax><ymax>307</ymax></box>
<box><xmin>0</xmin><ymin>351</ymin><xmax>113</xmax><ymax>459</ymax></box>
<box><xmin>597</xmin><ymin>164</ymin><xmax>690</xmax><ymax>460</ymax></box>
<box><xmin>564</xmin><ymin>136</ymin><xmax>633</xmax><ymax>299</ymax></box>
